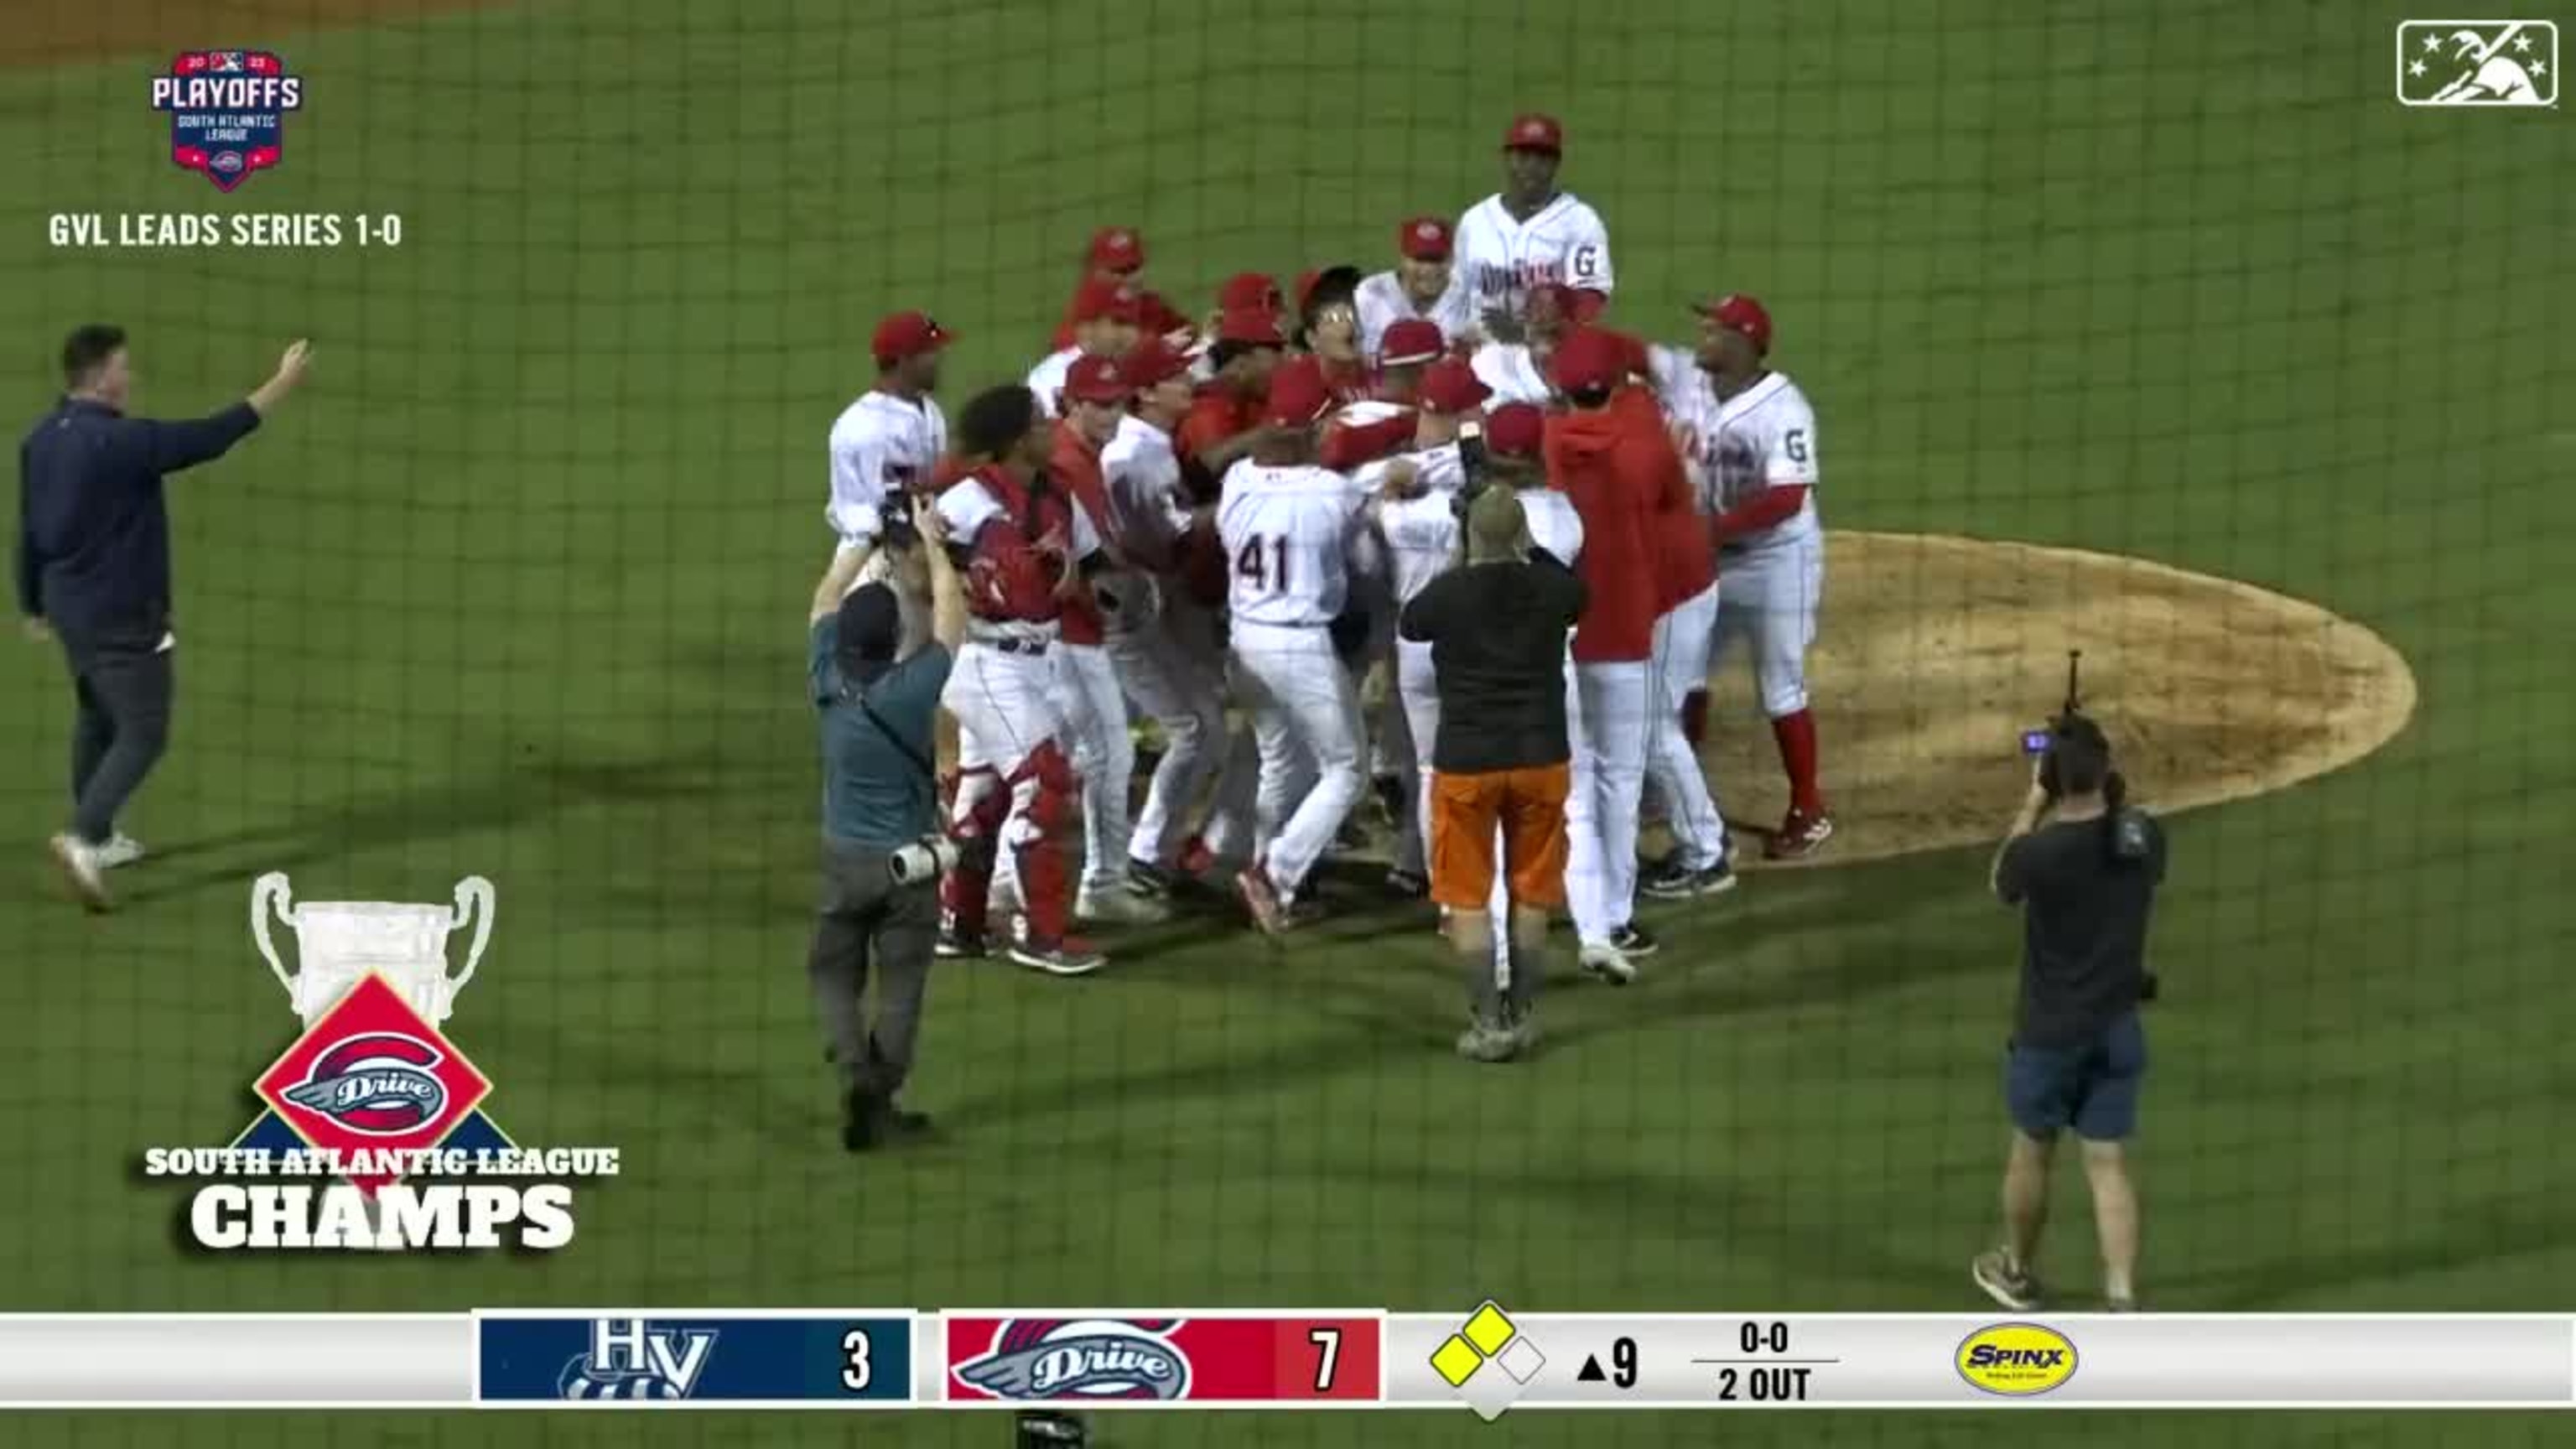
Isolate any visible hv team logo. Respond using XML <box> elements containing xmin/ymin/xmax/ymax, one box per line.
<box><xmin>556</xmin><ymin>1320</ymin><xmax>719</xmax><ymax>1400</ymax></box>
<box><xmin>150</xmin><ymin>49</ymin><xmax>304</xmax><ymax>190</ymax></box>
<box><xmin>2397</xmin><ymin>21</ymin><xmax>2557</xmax><ymax>106</ymax></box>
<box><xmin>953</xmin><ymin>1319</ymin><xmax>1192</xmax><ymax>1400</ymax></box>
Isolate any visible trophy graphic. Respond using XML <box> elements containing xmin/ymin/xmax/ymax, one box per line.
<box><xmin>252</xmin><ymin>872</ymin><xmax>494</xmax><ymax>1028</ymax></box>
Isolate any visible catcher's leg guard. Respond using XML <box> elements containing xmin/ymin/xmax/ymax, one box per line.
<box><xmin>940</xmin><ymin>766</ymin><xmax>1008</xmax><ymax>938</ymax></box>
<box><xmin>1006</xmin><ymin>740</ymin><xmax>1081</xmax><ymax>943</ymax></box>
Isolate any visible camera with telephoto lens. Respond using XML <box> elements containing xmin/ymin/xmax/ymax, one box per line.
<box><xmin>886</xmin><ymin>834</ymin><xmax>958</xmax><ymax>885</ymax></box>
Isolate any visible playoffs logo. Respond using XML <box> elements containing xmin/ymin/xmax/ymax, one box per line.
<box><xmin>953</xmin><ymin>1319</ymin><xmax>1192</xmax><ymax>1400</ymax></box>
<box><xmin>151</xmin><ymin>49</ymin><xmax>304</xmax><ymax>190</ymax></box>
<box><xmin>252</xmin><ymin>974</ymin><xmax>493</xmax><ymax>1192</ymax></box>
<box><xmin>2397</xmin><ymin>21</ymin><xmax>2557</xmax><ymax>106</ymax></box>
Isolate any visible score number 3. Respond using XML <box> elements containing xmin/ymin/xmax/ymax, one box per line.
<box><xmin>840</xmin><ymin>1329</ymin><xmax>871</xmax><ymax>1390</ymax></box>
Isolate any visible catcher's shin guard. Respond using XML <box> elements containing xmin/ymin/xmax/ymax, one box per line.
<box><xmin>939</xmin><ymin>766</ymin><xmax>1009</xmax><ymax>938</ymax></box>
<box><xmin>1009</xmin><ymin>741</ymin><xmax>1081</xmax><ymax>943</ymax></box>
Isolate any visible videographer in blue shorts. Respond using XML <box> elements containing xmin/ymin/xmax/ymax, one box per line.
<box><xmin>1972</xmin><ymin>713</ymin><xmax>2163</xmax><ymax>1314</ymax></box>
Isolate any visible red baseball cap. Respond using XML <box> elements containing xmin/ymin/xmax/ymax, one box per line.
<box><xmin>1217</xmin><ymin>308</ymin><xmax>1287</xmax><ymax>347</ymax></box>
<box><xmin>1418</xmin><ymin>357</ymin><xmax>1492</xmax><ymax>416</ymax></box>
<box><xmin>1397</xmin><ymin>216</ymin><xmax>1453</xmax><ymax>262</ymax></box>
<box><xmin>1262</xmin><ymin>356</ymin><xmax>1335</xmax><ymax>427</ymax></box>
<box><xmin>871</xmin><ymin>310</ymin><xmax>954</xmax><ymax>365</ymax></box>
<box><xmin>1503</xmin><ymin>112</ymin><xmax>1564</xmax><ymax>154</ymax></box>
<box><xmin>1379</xmin><ymin>319</ymin><xmax>1446</xmax><ymax>368</ymax></box>
<box><xmin>1062</xmin><ymin>353</ymin><xmax>1130</xmax><ymax>405</ymax></box>
<box><xmin>1218</xmin><ymin>272</ymin><xmax>1284</xmax><ymax>313</ymax></box>
<box><xmin>1119</xmin><ymin>338</ymin><xmax>1191</xmax><ymax>389</ymax></box>
<box><xmin>1695</xmin><ymin>293</ymin><xmax>1773</xmax><ymax>353</ymax></box>
<box><xmin>1071</xmin><ymin>276</ymin><xmax>1142</xmax><ymax>325</ymax></box>
<box><xmin>1485</xmin><ymin>402</ymin><xmax>1546</xmax><ymax>458</ymax></box>
<box><xmin>1293</xmin><ymin>268</ymin><xmax>1327</xmax><ymax>315</ymax></box>
<box><xmin>1087</xmin><ymin>226</ymin><xmax>1145</xmax><ymax>273</ymax></box>
<box><xmin>1549</xmin><ymin>326</ymin><xmax>1627</xmax><ymax>394</ymax></box>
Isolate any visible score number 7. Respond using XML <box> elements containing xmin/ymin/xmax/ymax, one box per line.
<box><xmin>1308</xmin><ymin>1327</ymin><xmax>1342</xmax><ymax>1390</ymax></box>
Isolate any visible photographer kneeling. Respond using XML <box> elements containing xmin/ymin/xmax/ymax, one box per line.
<box><xmin>806</xmin><ymin>492</ymin><xmax>966</xmax><ymax>1152</ymax></box>
<box><xmin>1973</xmin><ymin>714</ymin><xmax>2163</xmax><ymax>1312</ymax></box>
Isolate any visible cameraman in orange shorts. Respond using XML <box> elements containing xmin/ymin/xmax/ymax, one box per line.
<box><xmin>1400</xmin><ymin>486</ymin><xmax>1588</xmax><ymax>1063</ymax></box>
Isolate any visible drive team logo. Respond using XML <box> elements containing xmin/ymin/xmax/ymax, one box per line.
<box><xmin>276</xmin><ymin>1032</ymin><xmax>449</xmax><ymax>1133</ymax></box>
<box><xmin>2397</xmin><ymin>21</ymin><xmax>2558</xmax><ymax>106</ymax></box>
<box><xmin>252</xmin><ymin>973</ymin><xmax>491</xmax><ymax>1192</ymax></box>
<box><xmin>151</xmin><ymin>49</ymin><xmax>304</xmax><ymax>190</ymax></box>
<box><xmin>1955</xmin><ymin>1322</ymin><xmax>2080</xmax><ymax>1397</ymax></box>
<box><xmin>953</xmin><ymin>1318</ymin><xmax>1192</xmax><ymax>1400</ymax></box>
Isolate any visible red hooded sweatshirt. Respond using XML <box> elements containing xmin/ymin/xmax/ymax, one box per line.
<box><xmin>1545</xmin><ymin>398</ymin><xmax>1670</xmax><ymax>664</ymax></box>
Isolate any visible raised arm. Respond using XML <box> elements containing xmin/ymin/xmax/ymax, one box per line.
<box><xmin>913</xmin><ymin>494</ymin><xmax>966</xmax><ymax>652</ymax></box>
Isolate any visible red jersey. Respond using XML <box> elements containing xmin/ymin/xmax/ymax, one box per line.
<box><xmin>1046</xmin><ymin>421</ymin><xmax>1113</xmax><ymax>645</ymax></box>
<box><xmin>1318</xmin><ymin>402</ymin><xmax>1416</xmax><ymax>472</ymax></box>
<box><xmin>1318</xmin><ymin>356</ymin><xmax>1373</xmax><ymax>407</ymax></box>
<box><xmin>943</xmin><ymin>463</ymin><xmax>1083</xmax><ymax>627</ymax></box>
<box><xmin>1174</xmin><ymin>382</ymin><xmax>1259</xmax><ymax>505</ymax></box>
<box><xmin>1546</xmin><ymin>403</ymin><xmax>1666</xmax><ymax>664</ymax></box>
<box><xmin>1612</xmin><ymin>385</ymin><xmax>1715</xmax><ymax>612</ymax></box>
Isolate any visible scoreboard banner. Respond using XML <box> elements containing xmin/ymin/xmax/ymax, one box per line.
<box><xmin>0</xmin><ymin>1310</ymin><xmax>2566</xmax><ymax>1412</ymax></box>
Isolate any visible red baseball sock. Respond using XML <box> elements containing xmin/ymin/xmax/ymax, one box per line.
<box><xmin>1015</xmin><ymin>837</ymin><xmax>1072</xmax><ymax>943</ymax></box>
<box><xmin>1680</xmin><ymin>689</ymin><xmax>1711</xmax><ymax>749</ymax></box>
<box><xmin>1771</xmin><ymin>709</ymin><xmax>1825</xmax><ymax>815</ymax></box>
<box><xmin>939</xmin><ymin>866</ymin><xmax>989</xmax><ymax>939</ymax></box>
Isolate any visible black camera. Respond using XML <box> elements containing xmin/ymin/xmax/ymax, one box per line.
<box><xmin>1452</xmin><ymin>416</ymin><xmax>1491</xmax><ymax>517</ymax></box>
<box><xmin>878</xmin><ymin>492</ymin><xmax>920</xmax><ymax>550</ymax></box>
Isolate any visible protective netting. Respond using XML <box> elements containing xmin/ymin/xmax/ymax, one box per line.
<box><xmin>1</xmin><ymin>1</ymin><xmax>2568</xmax><ymax>1446</ymax></box>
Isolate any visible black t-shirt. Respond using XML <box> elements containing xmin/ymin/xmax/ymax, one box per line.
<box><xmin>1397</xmin><ymin>551</ymin><xmax>1587</xmax><ymax>775</ymax></box>
<box><xmin>1995</xmin><ymin>814</ymin><xmax>2167</xmax><ymax>1048</ymax></box>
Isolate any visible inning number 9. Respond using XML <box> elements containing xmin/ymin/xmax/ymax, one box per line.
<box><xmin>841</xmin><ymin>1329</ymin><xmax>872</xmax><ymax>1390</ymax></box>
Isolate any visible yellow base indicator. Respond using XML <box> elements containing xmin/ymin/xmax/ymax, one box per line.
<box><xmin>1430</xmin><ymin>1333</ymin><xmax>1483</xmax><ymax>1388</ymax></box>
<box><xmin>1462</xmin><ymin>1302</ymin><xmax>1517</xmax><ymax>1358</ymax></box>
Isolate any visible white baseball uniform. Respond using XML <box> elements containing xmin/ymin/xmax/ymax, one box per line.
<box><xmin>827</xmin><ymin>387</ymin><xmax>948</xmax><ymax>550</ymax></box>
<box><xmin>1218</xmin><ymin>459</ymin><xmax>1371</xmax><ymax>903</ymax></box>
<box><xmin>1355</xmin><ymin>269</ymin><xmax>1474</xmax><ymax>361</ymax></box>
<box><xmin>1098</xmin><ymin>413</ymin><xmax>1232</xmax><ymax>870</ymax></box>
<box><xmin>1025</xmin><ymin>345</ymin><xmax>1081</xmax><ymax>418</ymax></box>
<box><xmin>1694</xmin><ymin>369</ymin><xmax>1825</xmax><ymax>719</ymax></box>
<box><xmin>1452</xmin><ymin>191</ymin><xmax>1613</xmax><ymax>324</ymax></box>
<box><xmin>936</xmin><ymin>476</ymin><xmax>1102</xmax><ymax>922</ymax></box>
<box><xmin>1356</xmin><ymin>443</ymin><xmax>1466</xmax><ymax>878</ymax></box>
<box><xmin>1470</xmin><ymin>342</ymin><xmax>1555</xmax><ymax>407</ymax></box>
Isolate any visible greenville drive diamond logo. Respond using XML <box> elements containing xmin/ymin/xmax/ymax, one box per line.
<box><xmin>150</xmin><ymin>49</ymin><xmax>304</xmax><ymax>190</ymax></box>
<box><xmin>250</xmin><ymin>973</ymin><xmax>491</xmax><ymax>1194</ymax></box>
<box><xmin>2396</xmin><ymin>21</ymin><xmax>2558</xmax><ymax>106</ymax></box>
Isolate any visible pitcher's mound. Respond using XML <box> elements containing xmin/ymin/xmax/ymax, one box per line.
<box><xmin>1700</xmin><ymin>532</ymin><xmax>2418</xmax><ymax>869</ymax></box>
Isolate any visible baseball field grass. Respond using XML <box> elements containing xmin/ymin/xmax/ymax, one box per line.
<box><xmin>0</xmin><ymin>1</ymin><xmax>2570</xmax><ymax>1445</ymax></box>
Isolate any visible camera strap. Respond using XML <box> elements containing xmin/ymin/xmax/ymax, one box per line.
<box><xmin>854</xmin><ymin>693</ymin><xmax>937</xmax><ymax>782</ymax></box>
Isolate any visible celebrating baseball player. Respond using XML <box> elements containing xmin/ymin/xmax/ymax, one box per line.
<box><xmin>1045</xmin><ymin>353</ymin><xmax>1168</xmax><ymax>926</ymax></box>
<box><xmin>1659</xmin><ymin>294</ymin><xmax>1831</xmax><ymax>857</ymax></box>
<box><xmin>1046</xmin><ymin>226</ymin><xmax>1191</xmax><ymax>354</ymax></box>
<box><xmin>933</xmin><ymin>384</ymin><xmax>1109</xmax><ymax>976</ymax></box>
<box><xmin>1545</xmin><ymin>327</ymin><xmax>1693</xmax><ymax>975</ymax></box>
<box><xmin>1453</xmin><ymin>113</ymin><xmax>1613</xmax><ymax>342</ymax></box>
<box><xmin>1096</xmin><ymin>339</ymin><xmax>1238</xmax><ymax>891</ymax></box>
<box><xmin>1218</xmin><ymin>356</ymin><xmax>1375</xmax><ymax>933</ymax></box>
<box><xmin>1356</xmin><ymin>218</ymin><xmax>1472</xmax><ymax>362</ymax></box>
<box><xmin>1029</xmin><ymin>278</ymin><xmax>1143</xmax><ymax>417</ymax></box>
<box><xmin>1471</xmin><ymin>282</ymin><xmax>1576</xmax><ymax>407</ymax></box>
